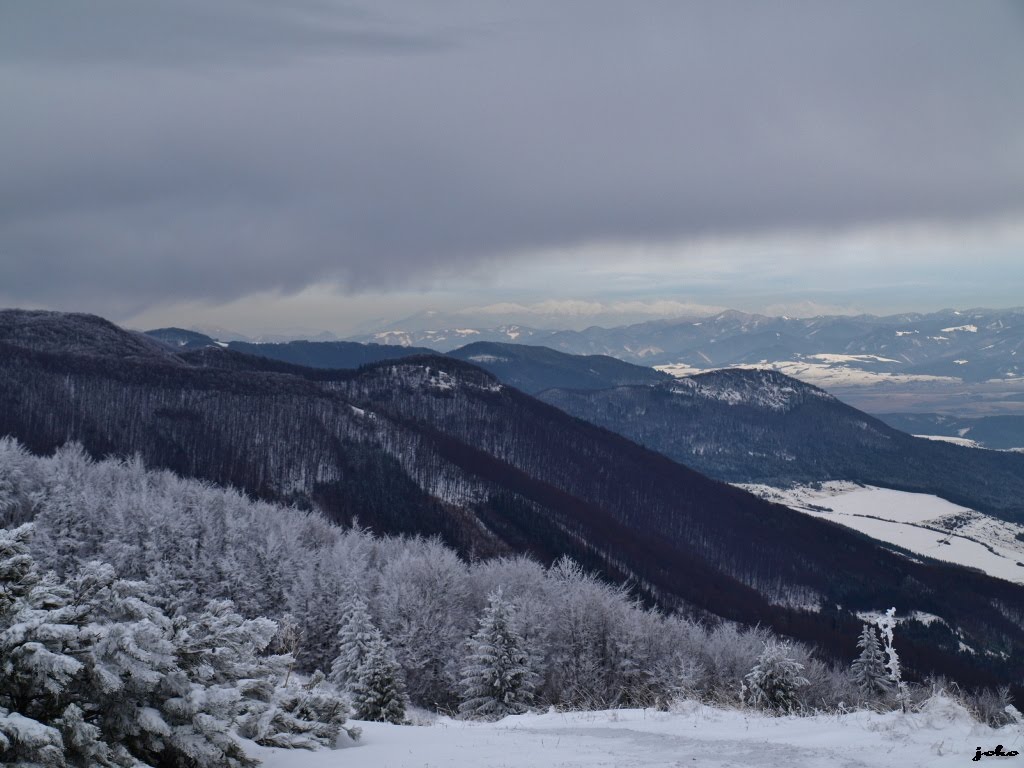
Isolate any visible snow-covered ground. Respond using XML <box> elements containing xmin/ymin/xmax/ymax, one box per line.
<box><xmin>246</xmin><ymin>697</ymin><xmax>1020</xmax><ymax>768</ymax></box>
<box><xmin>740</xmin><ymin>483</ymin><xmax>1024</xmax><ymax>584</ymax></box>
<box><xmin>655</xmin><ymin>360</ymin><xmax>961</xmax><ymax>389</ymax></box>
<box><xmin>912</xmin><ymin>434</ymin><xmax>984</xmax><ymax>448</ymax></box>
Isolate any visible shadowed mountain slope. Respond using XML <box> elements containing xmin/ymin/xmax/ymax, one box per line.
<box><xmin>539</xmin><ymin>369</ymin><xmax>1024</xmax><ymax>523</ymax></box>
<box><xmin>447</xmin><ymin>341</ymin><xmax>671</xmax><ymax>394</ymax></box>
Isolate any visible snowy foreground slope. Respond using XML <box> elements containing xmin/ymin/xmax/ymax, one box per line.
<box><xmin>246</xmin><ymin>698</ymin><xmax>1020</xmax><ymax>768</ymax></box>
<box><xmin>740</xmin><ymin>483</ymin><xmax>1024</xmax><ymax>585</ymax></box>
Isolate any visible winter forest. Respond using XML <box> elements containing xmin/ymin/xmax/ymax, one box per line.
<box><xmin>0</xmin><ymin>437</ymin><xmax>1018</xmax><ymax>766</ymax></box>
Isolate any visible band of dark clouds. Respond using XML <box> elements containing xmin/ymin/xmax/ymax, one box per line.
<box><xmin>1</xmin><ymin>0</ymin><xmax>1022</xmax><ymax>315</ymax></box>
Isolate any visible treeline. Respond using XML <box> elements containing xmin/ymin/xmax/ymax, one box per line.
<box><xmin>0</xmin><ymin>439</ymin><xmax>1016</xmax><ymax>735</ymax></box>
<box><xmin>2</xmin><ymin>438</ymin><xmax>820</xmax><ymax>711</ymax></box>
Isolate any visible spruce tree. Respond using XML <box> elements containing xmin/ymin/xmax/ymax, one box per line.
<box><xmin>328</xmin><ymin>596</ymin><xmax>377</xmax><ymax>690</ymax></box>
<box><xmin>742</xmin><ymin>639</ymin><xmax>808</xmax><ymax>715</ymax></box>
<box><xmin>350</xmin><ymin>632</ymin><xmax>408</xmax><ymax>724</ymax></box>
<box><xmin>458</xmin><ymin>590</ymin><xmax>537</xmax><ymax>720</ymax></box>
<box><xmin>850</xmin><ymin>623</ymin><xmax>891</xmax><ymax>699</ymax></box>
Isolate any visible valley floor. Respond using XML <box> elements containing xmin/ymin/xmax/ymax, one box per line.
<box><xmin>740</xmin><ymin>483</ymin><xmax>1024</xmax><ymax>585</ymax></box>
<box><xmin>245</xmin><ymin>697</ymin><xmax>1019</xmax><ymax>768</ymax></box>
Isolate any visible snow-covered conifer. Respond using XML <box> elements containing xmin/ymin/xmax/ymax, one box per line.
<box><xmin>851</xmin><ymin>623</ymin><xmax>891</xmax><ymax>699</ymax></box>
<box><xmin>350</xmin><ymin>632</ymin><xmax>407</xmax><ymax>724</ymax></box>
<box><xmin>328</xmin><ymin>596</ymin><xmax>377</xmax><ymax>689</ymax></box>
<box><xmin>458</xmin><ymin>589</ymin><xmax>537</xmax><ymax>720</ymax></box>
<box><xmin>236</xmin><ymin>671</ymin><xmax>356</xmax><ymax>749</ymax></box>
<box><xmin>174</xmin><ymin>599</ymin><xmax>281</xmax><ymax>687</ymax></box>
<box><xmin>742</xmin><ymin>639</ymin><xmax>809</xmax><ymax>714</ymax></box>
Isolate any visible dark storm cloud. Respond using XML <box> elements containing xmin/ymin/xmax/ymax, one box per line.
<box><xmin>1</xmin><ymin>0</ymin><xmax>1023</xmax><ymax>314</ymax></box>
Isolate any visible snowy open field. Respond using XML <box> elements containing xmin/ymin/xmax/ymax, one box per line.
<box><xmin>246</xmin><ymin>697</ymin><xmax>1021</xmax><ymax>768</ymax></box>
<box><xmin>740</xmin><ymin>483</ymin><xmax>1024</xmax><ymax>584</ymax></box>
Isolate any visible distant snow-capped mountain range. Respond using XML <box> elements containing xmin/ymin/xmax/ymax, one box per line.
<box><xmin>167</xmin><ymin>307</ymin><xmax>1024</xmax><ymax>416</ymax></box>
<box><xmin>347</xmin><ymin>307</ymin><xmax>1024</xmax><ymax>415</ymax></box>
<box><xmin>354</xmin><ymin>307</ymin><xmax>1024</xmax><ymax>381</ymax></box>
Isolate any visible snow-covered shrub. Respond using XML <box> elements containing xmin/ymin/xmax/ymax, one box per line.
<box><xmin>695</xmin><ymin>623</ymin><xmax>772</xmax><ymax>705</ymax></box>
<box><xmin>794</xmin><ymin>652</ymin><xmax>859</xmax><ymax>713</ymax></box>
<box><xmin>742</xmin><ymin>639</ymin><xmax>809</xmax><ymax>715</ymax></box>
<box><xmin>459</xmin><ymin>589</ymin><xmax>537</xmax><ymax>720</ymax></box>
<box><xmin>236</xmin><ymin>671</ymin><xmax>357</xmax><ymax>749</ymax></box>
<box><xmin>963</xmin><ymin>686</ymin><xmax>1020</xmax><ymax>728</ymax></box>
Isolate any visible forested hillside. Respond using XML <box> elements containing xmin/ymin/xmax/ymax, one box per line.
<box><xmin>1</xmin><ymin>310</ymin><xmax>1023</xmax><ymax>692</ymax></box>
<box><xmin>145</xmin><ymin>329</ymin><xmax>670</xmax><ymax>395</ymax></box>
<box><xmin>540</xmin><ymin>369</ymin><xmax>1024</xmax><ymax>522</ymax></box>
<box><xmin>876</xmin><ymin>412</ymin><xmax>1024</xmax><ymax>451</ymax></box>
<box><xmin>445</xmin><ymin>342</ymin><xmax>671</xmax><ymax>393</ymax></box>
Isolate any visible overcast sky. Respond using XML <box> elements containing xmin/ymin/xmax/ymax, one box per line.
<box><xmin>2</xmin><ymin>1</ymin><xmax>1023</xmax><ymax>334</ymax></box>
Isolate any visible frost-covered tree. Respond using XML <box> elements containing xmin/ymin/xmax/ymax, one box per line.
<box><xmin>378</xmin><ymin>543</ymin><xmax>470</xmax><ymax>708</ymax></box>
<box><xmin>742</xmin><ymin>639</ymin><xmax>809</xmax><ymax>714</ymax></box>
<box><xmin>875</xmin><ymin>608</ymin><xmax>910</xmax><ymax>711</ymax></box>
<box><xmin>0</xmin><ymin>437</ymin><xmax>45</xmax><ymax>528</ymax></box>
<box><xmin>851</xmin><ymin>623</ymin><xmax>891</xmax><ymax>699</ymax></box>
<box><xmin>328</xmin><ymin>596</ymin><xmax>377</xmax><ymax>690</ymax></box>
<box><xmin>459</xmin><ymin>590</ymin><xmax>537</xmax><ymax>720</ymax></box>
<box><xmin>350</xmin><ymin>632</ymin><xmax>407</xmax><ymax>724</ymax></box>
<box><xmin>289</xmin><ymin>557</ymin><xmax>346</xmax><ymax>673</ymax></box>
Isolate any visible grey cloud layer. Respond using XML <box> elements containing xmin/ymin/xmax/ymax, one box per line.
<box><xmin>2</xmin><ymin>1</ymin><xmax>1023</xmax><ymax>314</ymax></box>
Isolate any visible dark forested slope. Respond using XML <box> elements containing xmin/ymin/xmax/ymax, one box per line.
<box><xmin>876</xmin><ymin>412</ymin><xmax>1024</xmax><ymax>451</ymax></box>
<box><xmin>447</xmin><ymin>341</ymin><xmax>670</xmax><ymax>394</ymax></box>
<box><xmin>1</xmin><ymin>310</ymin><xmax>1023</xmax><ymax>690</ymax></box>
<box><xmin>145</xmin><ymin>326</ymin><xmax>437</xmax><ymax>367</ymax></box>
<box><xmin>540</xmin><ymin>369</ymin><xmax>1024</xmax><ymax>523</ymax></box>
<box><xmin>146</xmin><ymin>329</ymin><xmax>671</xmax><ymax>395</ymax></box>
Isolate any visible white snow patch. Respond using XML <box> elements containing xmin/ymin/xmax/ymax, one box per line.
<box><xmin>739</xmin><ymin>484</ymin><xmax>1024</xmax><ymax>584</ymax></box>
<box><xmin>807</xmin><ymin>353</ymin><xmax>900</xmax><ymax>364</ymax></box>
<box><xmin>658</xmin><ymin>361</ymin><xmax>959</xmax><ymax>389</ymax></box>
<box><xmin>912</xmin><ymin>434</ymin><xmax>982</xmax><ymax>448</ymax></box>
<box><xmin>654</xmin><ymin>362</ymin><xmax>705</xmax><ymax>377</ymax></box>
<box><xmin>940</xmin><ymin>325</ymin><xmax>978</xmax><ymax>333</ymax></box>
<box><xmin>246</xmin><ymin>697</ymin><xmax>1015</xmax><ymax>768</ymax></box>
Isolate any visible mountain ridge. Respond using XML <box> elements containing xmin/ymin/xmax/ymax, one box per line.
<box><xmin>539</xmin><ymin>368</ymin><xmax>1024</xmax><ymax>523</ymax></box>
